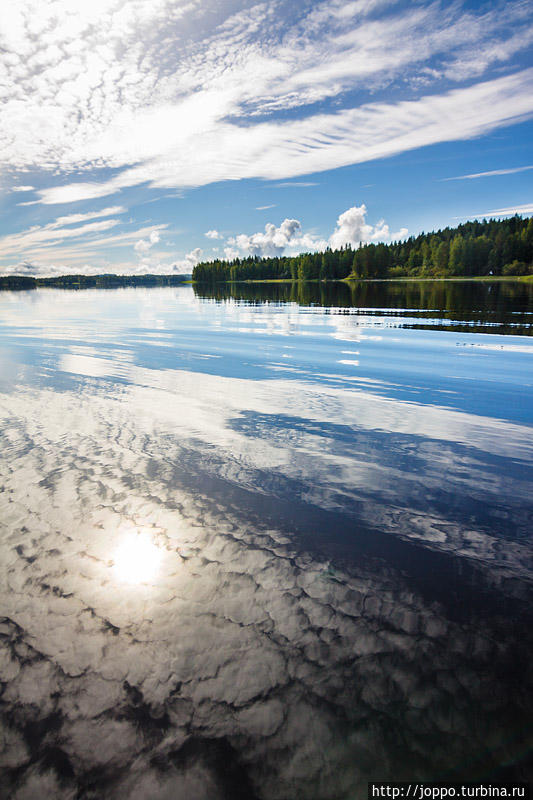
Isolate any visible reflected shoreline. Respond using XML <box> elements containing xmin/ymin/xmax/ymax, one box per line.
<box><xmin>194</xmin><ymin>280</ymin><xmax>533</xmax><ymax>335</ymax></box>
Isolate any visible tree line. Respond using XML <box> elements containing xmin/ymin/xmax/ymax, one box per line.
<box><xmin>0</xmin><ymin>273</ymin><xmax>191</xmax><ymax>291</ymax></box>
<box><xmin>192</xmin><ymin>215</ymin><xmax>533</xmax><ymax>282</ymax></box>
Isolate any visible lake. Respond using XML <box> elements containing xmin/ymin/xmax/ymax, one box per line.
<box><xmin>0</xmin><ymin>280</ymin><xmax>532</xmax><ymax>799</ymax></box>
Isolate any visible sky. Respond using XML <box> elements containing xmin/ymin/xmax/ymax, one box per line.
<box><xmin>0</xmin><ymin>0</ymin><xmax>532</xmax><ymax>277</ymax></box>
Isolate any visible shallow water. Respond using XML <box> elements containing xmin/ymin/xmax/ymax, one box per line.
<box><xmin>0</xmin><ymin>282</ymin><xmax>532</xmax><ymax>799</ymax></box>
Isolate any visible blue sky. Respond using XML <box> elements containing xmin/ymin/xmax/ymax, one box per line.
<box><xmin>1</xmin><ymin>0</ymin><xmax>532</xmax><ymax>276</ymax></box>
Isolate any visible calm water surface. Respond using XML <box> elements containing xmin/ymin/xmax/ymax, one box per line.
<box><xmin>0</xmin><ymin>281</ymin><xmax>532</xmax><ymax>799</ymax></box>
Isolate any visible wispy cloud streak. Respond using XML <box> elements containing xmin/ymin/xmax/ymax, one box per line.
<box><xmin>443</xmin><ymin>165</ymin><xmax>533</xmax><ymax>180</ymax></box>
<box><xmin>456</xmin><ymin>202</ymin><xmax>533</xmax><ymax>219</ymax></box>
<box><xmin>29</xmin><ymin>69</ymin><xmax>533</xmax><ymax>206</ymax></box>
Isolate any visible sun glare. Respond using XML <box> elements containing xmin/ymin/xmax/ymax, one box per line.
<box><xmin>113</xmin><ymin>534</ymin><xmax>162</xmax><ymax>584</ymax></box>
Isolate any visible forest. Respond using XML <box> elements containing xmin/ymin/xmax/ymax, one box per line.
<box><xmin>192</xmin><ymin>215</ymin><xmax>533</xmax><ymax>282</ymax></box>
<box><xmin>0</xmin><ymin>273</ymin><xmax>191</xmax><ymax>290</ymax></box>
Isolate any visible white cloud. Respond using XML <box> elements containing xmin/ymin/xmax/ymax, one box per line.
<box><xmin>443</xmin><ymin>165</ymin><xmax>533</xmax><ymax>181</ymax></box>
<box><xmin>185</xmin><ymin>247</ymin><xmax>202</xmax><ymax>266</ymax></box>
<box><xmin>1</xmin><ymin>0</ymin><xmax>531</xmax><ymax>275</ymax></box>
<box><xmin>457</xmin><ymin>202</ymin><xmax>533</xmax><ymax>219</ymax></box>
<box><xmin>35</xmin><ymin>177</ymin><xmax>132</xmax><ymax>205</ymax></box>
<box><xmin>256</xmin><ymin>205</ymin><xmax>276</xmax><ymax>211</ymax></box>
<box><xmin>226</xmin><ymin>218</ymin><xmax>327</xmax><ymax>258</ymax></box>
<box><xmin>441</xmin><ymin>25</ymin><xmax>533</xmax><ymax>82</ymax></box>
<box><xmin>223</xmin><ymin>246</ymin><xmax>240</xmax><ymax>261</ymax></box>
<box><xmin>0</xmin><ymin>219</ymin><xmax>120</xmax><ymax>259</ymax></box>
<box><xmin>134</xmin><ymin>230</ymin><xmax>161</xmax><ymax>254</ymax></box>
<box><xmin>27</xmin><ymin>68</ymin><xmax>533</xmax><ymax>206</ymax></box>
<box><xmin>11</xmin><ymin>185</ymin><xmax>35</xmax><ymax>192</ymax></box>
<box><xmin>73</xmin><ymin>224</ymin><xmax>167</xmax><ymax>253</ymax></box>
<box><xmin>148</xmin><ymin>247</ymin><xmax>201</xmax><ymax>275</ymax></box>
<box><xmin>329</xmin><ymin>204</ymin><xmax>407</xmax><ymax>249</ymax></box>
<box><xmin>222</xmin><ymin>204</ymin><xmax>407</xmax><ymax>260</ymax></box>
<box><xmin>0</xmin><ymin>0</ymin><xmax>531</xmax><ymax>206</ymax></box>
<box><xmin>274</xmin><ymin>182</ymin><xmax>319</xmax><ymax>188</ymax></box>
<box><xmin>0</xmin><ymin>254</ymin><xmax>192</xmax><ymax>278</ymax></box>
<box><xmin>0</xmin><ymin>217</ymin><xmax>166</xmax><ymax>267</ymax></box>
<box><xmin>53</xmin><ymin>206</ymin><xmax>126</xmax><ymax>227</ymax></box>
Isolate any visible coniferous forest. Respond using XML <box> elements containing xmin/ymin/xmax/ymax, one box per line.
<box><xmin>192</xmin><ymin>215</ymin><xmax>533</xmax><ymax>282</ymax></box>
<box><xmin>0</xmin><ymin>273</ymin><xmax>190</xmax><ymax>290</ymax></box>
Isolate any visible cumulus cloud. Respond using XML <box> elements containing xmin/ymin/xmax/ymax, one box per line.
<box><xmin>221</xmin><ymin>204</ymin><xmax>407</xmax><ymax>260</ymax></box>
<box><xmin>205</xmin><ymin>230</ymin><xmax>221</xmax><ymax>239</ymax></box>
<box><xmin>0</xmin><ymin>202</ymin><xmax>403</xmax><ymax>277</ymax></box>
<box><xmin>0</xmin><ymin>245</ymin><xmax>193</xmax><ymax>278</ymax></box>
<box><xmin>329</xmin><ymin>205</ymin><xmax>408</xmax><ymax>249</ymax></box>
<box><xmin>132</xmin><ymin>248</ymin><xmax>201</xmax><ymax>276</ymax></box>
<box><xmin>0</xmin><ymin>259</ymin><xmax>102</xmax><ymax>278</ymax></box>
<box><xmin>2</xmin><ymin>260</ymin><xmax>47</xmax><ymax>277</ymax></box>
<box><xmin>142</xmin><ymin>247</ymin><xmax>201</xmax><ymax>276</ymax></box>
<box><xmin>226</xmin><ymin>219</ymin><xmax>327</xmax><ymax>258</ymax></box>
<box><xmin>184</xmin><ymin>247</ymin><xmax>202</xmax><ymax>266</ymax></box>
<box><xmin>134</xmin><ymin>230</ymin><xmax>161</xmax><ymax>254</ymax></box>
<box><xmin>131</xmin><ymin>230</ymin><xmax>200</xmax><ymax>275</ymax></box>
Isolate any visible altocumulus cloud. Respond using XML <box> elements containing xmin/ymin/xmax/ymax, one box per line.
<box><xmin>1</xmin><ymin>0</ymin><xmax>533</xmax><ymax>203</ymax></box>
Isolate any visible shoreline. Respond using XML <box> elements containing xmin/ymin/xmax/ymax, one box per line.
<box><xmin>0</xmin><ymin>274</ymin><xmax>531</xmax><ymax>292</ymax></box>
<box><xmin>192</xmin><ymin>275</ymin><xmax>533</xmax><ymax>284</ymax></box>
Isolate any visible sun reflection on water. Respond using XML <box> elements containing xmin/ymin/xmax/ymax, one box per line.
<box><xmin>113</xmin><ymin>532</ymin><xmax>162</xmax><ymax>584</ymax></box>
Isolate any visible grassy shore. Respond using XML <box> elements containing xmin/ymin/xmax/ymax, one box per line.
<box><xmin>343</xmin><ymin>274</ymin><xmax>533</xmax><ymax>283</ymax></box>
<box><xmin>191</xmin><ymin>275</ymin><xmax>532</xmax><ymax>284</ymax></box>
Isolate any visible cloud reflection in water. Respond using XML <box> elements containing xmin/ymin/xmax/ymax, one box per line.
<box><xmin>0</xmin><ymin>285</ymin><xmax>531</xmax><ymax>799</ymax></box>
<box><xmin>113</xmin><ymin>532</ymin><xmax>163</xmax><ymax>586</ymax></box>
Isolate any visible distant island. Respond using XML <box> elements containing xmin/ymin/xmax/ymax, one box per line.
<box><xmin>0</xmin><ymin>273</ymin><xmax>191</xmax><ymax>290</ymax></box>
<box><xmin>193</xmin><ymin>215</ymin><xmax>533</xmax><ymax>282</ymax></box>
